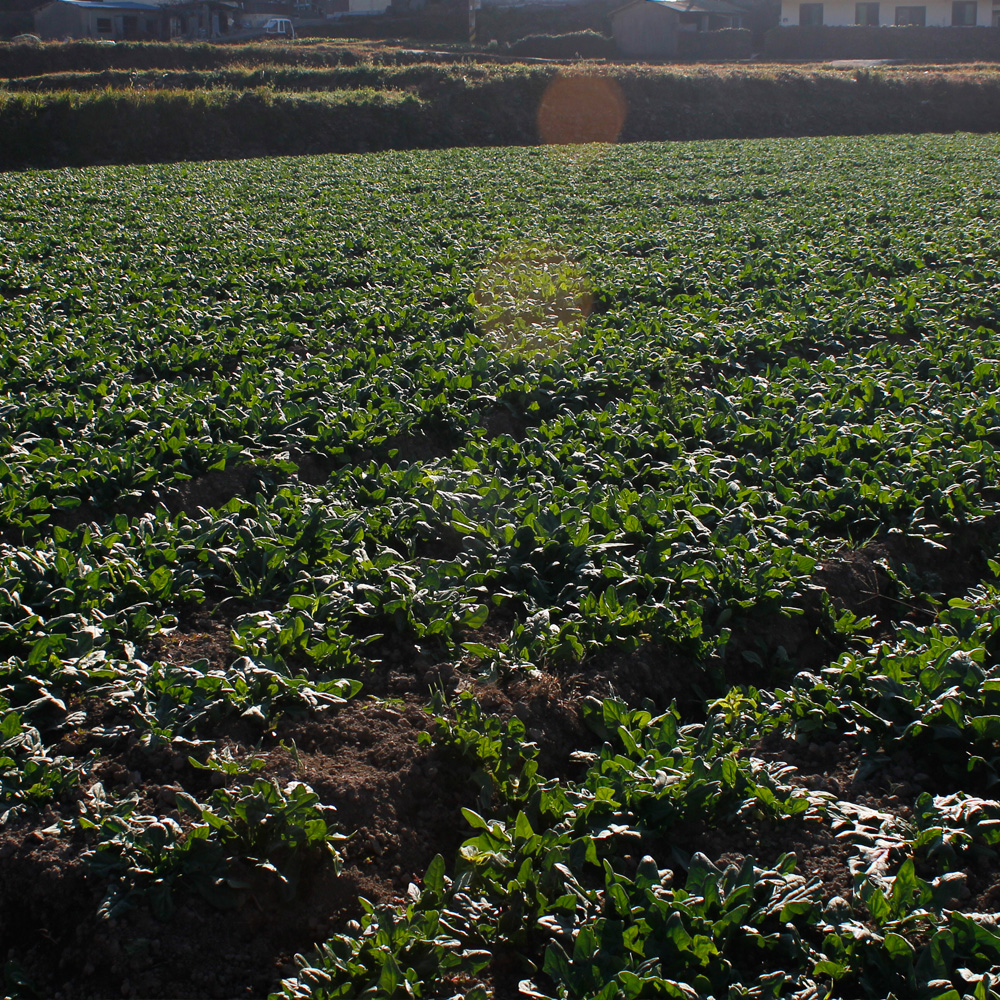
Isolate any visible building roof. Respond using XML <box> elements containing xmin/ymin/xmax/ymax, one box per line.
<box><xmin>41</xmin><ymin>0</ymin><xmax>162</xmax><ymax>9</ymax></box>
<box><xmin>166</xmin><ymin>0</ymin><xmax>241</xmax><ymax>9</ymax></box>
<box><xmin>612</xmin><ymin>0</ymin><xmax>744</xmax><ymax>17</ymax></box>
<box><xmin>681</xmin><ymin>0</ymin><xmax>745</xmax><ymax>13</ymax></box>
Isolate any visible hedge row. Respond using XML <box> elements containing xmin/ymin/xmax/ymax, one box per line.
<box><xmin>0</xmin><ymin>88</ymin><xmax>429</xmax><ymax>169</ymax></box>
<box><xmin>0</xmin><ymin>39</ymin><xmax>465</xmax><ymax>77</ymax></box>
<box><xmin>1</xmin><ymin>63</ymin><xmax>446</xmax><ymax>93</ymax></box>
<box><xmin>4</xmin><ymin>67</ymin><xmax>1000</xmax><ymax>170</ymax></box>
<box><xmin>506</xmin><ymin>30</ymin><xmax>615</xmax><ymax>59</ymax></box>
<box><xmin>478</xmin><ymin>0</ymin><xmax>617</xmax><ymax>44</ymax></box>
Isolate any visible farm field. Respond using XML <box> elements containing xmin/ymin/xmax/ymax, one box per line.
<box><xmin>3</xmin><ymin>133</ymin><xmax>1000</xmax><ymax>998</ymax></box>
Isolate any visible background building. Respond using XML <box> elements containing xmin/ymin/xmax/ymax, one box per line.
<box><xmin>780</xmin><ymin>0</ymin><xmax>992</xmax><ymax>24</ymax></box>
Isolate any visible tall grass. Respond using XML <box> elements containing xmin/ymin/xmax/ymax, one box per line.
<box><xmin>0</xmin><ymin>38</ymin><xmax>460</xmax><ymax>78</ymax></box>
<box><xmin>0</xmin><ymin>86</ymin><xmax>424</xmax><ymax>169</ymax></box>
<box><xmin>2</xmin><ymin>61</ymin><xmax>1000</xmax><ymax>170</ymax></box>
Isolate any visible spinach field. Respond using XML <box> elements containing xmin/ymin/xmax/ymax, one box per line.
<box><xmin>3</xmin><ymin>133</ymin><xmax>1000</xmax><ymax>999</ymax></box>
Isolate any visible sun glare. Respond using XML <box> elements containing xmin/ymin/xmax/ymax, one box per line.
<box><xmin>473</xmin><ymin>242</ymin><xmax>593</xmax><ymax>355</ymax></box>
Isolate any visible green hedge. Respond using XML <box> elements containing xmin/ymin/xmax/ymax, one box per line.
<box><xmin>0</xmin><ymin>64</ymin><xmax>443</xmax><ymax>93</ymax></box>
<box><xmin>0</xmin><ymin>39</ymin><xmax>406</xmax><ymax>77</ymax></box>
<box><xmin>478</xmin><ymin>0</ymin><xmax>616</xmax><ymax>43</ymax></box>
<box><xmin>4</xmin><ymin>67</ymin><xmax>1000</xmax><ymax>170</ymax></box>
<box><xmin>0</xmin><ymin>87</ymin><xmax>425</xmax><ymax>168</ymax></box>
<box><xmin>507</xmin><ymin>30</ymin><xmax>614</xmax><ymax>59</ymax></box>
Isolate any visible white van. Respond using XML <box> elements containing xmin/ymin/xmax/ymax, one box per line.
<box><xmin>263</xmin><ymin>17</ymin><xmax>295</xmax><ymax>39</ymax></box>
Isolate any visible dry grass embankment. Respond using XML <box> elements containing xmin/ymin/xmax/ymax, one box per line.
<box><xmin>3</xmin><ymin>48</ymin><xmax>1000</xmax><ymax>169</ymax></box>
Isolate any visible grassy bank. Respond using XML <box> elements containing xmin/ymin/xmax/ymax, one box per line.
<box><xmin>3</xmin><ymin>63</ymin><xmax>1000</xmax><ymax>169</ymax></box>
<box><xmin>5</xmin><ymin>60</ymin><xmax>1000</xmax><ymax>95</ymax></box>
<box><xmin>0</xmin><ymin>87</ymin><xmax>424</xmax><ymax>168</ymax></box>
<box><xmin>0</xmin><ymin>62</ymin><xmax>464</xmax><ymax>94</ymax></box>
<box><xmin>0</xmin><ymin>39</ymin><xmax>458</xmax><ymax>76</ymax></box>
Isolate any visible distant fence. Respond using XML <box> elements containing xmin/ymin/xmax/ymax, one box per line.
<box><xmin>764</xmin><ymin>25</ymin><xmax>1000</xmax><ymax>60</ymax></box>
<box><xmin>508</xmin><ymin>29</ymin><xmax>614</xmax><ymax>58</ymax></box>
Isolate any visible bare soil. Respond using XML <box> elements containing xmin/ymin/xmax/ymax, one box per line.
<box><xmin>5</xmin><ymin>512</ymin><xmax>998</xmax><ymax>997</ymax></box>
<box><xmin>1</xmin><ymin>691</ymin><xmax>478</xmax><ymax>999</ymax></box>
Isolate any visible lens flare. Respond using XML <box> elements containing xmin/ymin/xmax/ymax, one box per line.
<box><xmin>473</xmin><ymin>243</ymin><xmax>593</xmax><ymax>355</ymax></box>
<box><xmin>537</xmin><ymin>74</ymin><xmax>627</xmax><ymax>147</ymax></box>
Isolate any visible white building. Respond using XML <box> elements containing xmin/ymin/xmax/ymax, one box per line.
<box><xmin>780</xmin><ymin>0</ymin><xmax>996</xmax><ymax>24</ymax></box>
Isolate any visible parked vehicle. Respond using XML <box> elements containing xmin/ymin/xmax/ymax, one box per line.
<box><xmin>263</xmin><ymin>17</ymin><xmax>295</xmax><ymax>38</ymax></box>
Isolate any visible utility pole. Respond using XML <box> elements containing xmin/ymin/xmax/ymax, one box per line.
<box><xmin>468</xmin><ymin>0</ymin><xmax>476</xmax><ymax>44</ymax></box>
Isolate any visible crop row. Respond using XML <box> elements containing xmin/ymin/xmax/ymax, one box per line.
<box><xmin>3</xmin><ymin>133</ymin><xmax>1000</xmax><ymax>997</ymax></box>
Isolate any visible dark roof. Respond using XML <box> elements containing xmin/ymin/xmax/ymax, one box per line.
<box><xmin>40</xmin><ymin>0</ymin><xmax>162</xmax><ymax>8</ymax></box>
<box><xmin>165</xmin><ymin>0</ymin><xmax>241</xmax><ymax>9</ymax></box>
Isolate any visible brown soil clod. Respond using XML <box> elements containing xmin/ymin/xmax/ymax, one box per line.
<box><xmin>145</xmin><ymin>603</ymin><xmax>240</xmax><ymax>673</ymax></box>
<box><xmin>1</xmin><ymin>698</ymin><xmax>479</xmax><ymax>1000</ymax></box>
<box><xmin>815</xmin><ymin>516</ymin><xmax>1000</xmax><ymax>631</ymax></box>
<box><xmin>272</xmin><ymin>698</ymin><xmax>476</xmax><ymax>892</ymax></box>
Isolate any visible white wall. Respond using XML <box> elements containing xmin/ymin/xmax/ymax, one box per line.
<box><xmin>781</xmin><ymin>0</ymin><xmax>991</xmax><ymax>24</ymax></box>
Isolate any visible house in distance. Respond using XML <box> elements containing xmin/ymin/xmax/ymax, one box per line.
<box><xmin>34</xmin><ymin>0</ymin><xmax>241</xmax><ymax>39</ymax></box>
<box><xmin>34</xmin><ymin>0</ymin><xmax>163</xmax><ymax>39</ymax></box>
<box><xmin>611</xmin><ymin>0</ymin><xmax>746</xmax><ymax>56</ymax></box>
<box><xmin>779</xmin><ymin>0</ymin><xmax>995</xmax><ymax>24</ymax></box>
